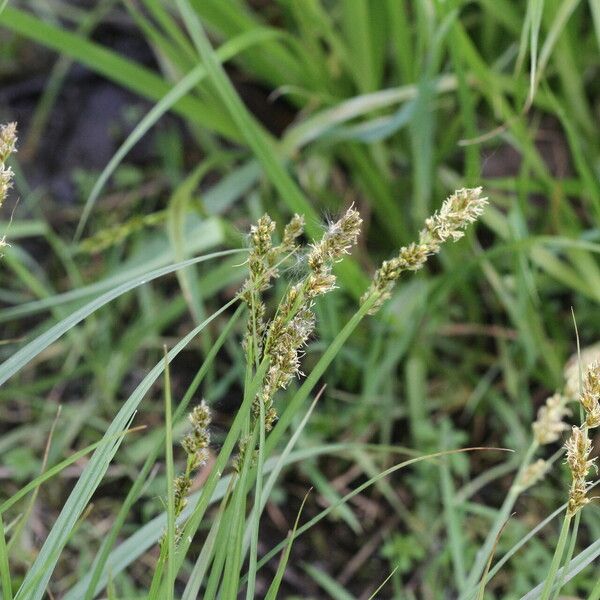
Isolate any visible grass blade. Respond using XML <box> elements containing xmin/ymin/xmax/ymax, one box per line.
<box><xmin>0</xmin><ymin>7</ymin><xmax>237</xmax><ymax>139</ymax></box>
<box><xmin>73</xmin><ymin>27</ymin><xmax>283</xmax><ymax>240</ymax></box>
<box><xmin>251</xmin><ymin>448</ymin><xmax>509</xmax><ymax>580</ymax></box>
<box><xmin>263</xmin><ymin>489</ymin><xmax>311</xmax><ymax>600</ymax></box>
<box><xmin>15</xmin><ymin>298</ymin><xmax>238</xmax><ymax>600</ymax></box>
<box><xmin>0</xmin><ymin>248</ymin><xmax>242</xmax><ymax>386</ymax></box>
<box><xmin>77</xmin><ymin>305</ymin><xmax>244</xmax><ymax>600</ymax></box>
<box><xmin>0</xmin><ymin>515</ymin><xmax>12</xmax><ymax>600</ymax></box>
<box><xmin>163</xmin><ymin>349</ymin><xmax>175</xmax><ymax>600</ymax></box>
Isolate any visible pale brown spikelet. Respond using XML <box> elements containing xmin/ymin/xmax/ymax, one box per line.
<box><xmin>0</xmin><ymin>122</ymin><xmax>17</xmax><ymax>213</ymax></box>
<box><xmin>161</xmin><ymin>400</ymin><xmax>211</xmax><ymax>548</ymax></box>
<box><xmin>307</xmin><ymin>205</ymin><xmax>362</xmax><ymax>270</ymax></box>
<box><xmin>242</xmin><ymin>214</ymin><xmax>277</xmax><ymax>298</ymax></box>
<box><xmin>0</xmin><ymin>122</ymin><xmax>17</xmax><ymax>162</ymax></box>
<box><xmin>579</xmin><ymin>361</ymin><xmax>600</xmax><ymax>428</ymax></box>
<box><xmin>281</xmin><ymin>213</ymin><xmax>305</xmax><ymax>250</ymax></box>
<box><xmin>181</xmin><ymin>400</ymin><xmax>211</xmax><ymax>471</ymax></box>
<box><xmin>250</xmin><ymin>206</ymin><xmax>362</xmax><ymax>431</ymax></box>
<box><xmin>564</xmin><ymin>425</ymin><xmax>596</xmax><ymax>516</ymax></box>
<box><xmin>532</xmin><ymin>393</ymin><xmax>571</xmax><ymax>445</ymax></box>
<box><xmin>173</xmin><ymin>474</ymin><xmax>192</xmax><ymax>516</ymax></box>
<box><xmin>518</xmin><ymin>459</ymin><xmax>549</xmax><ymax>491</ymax></box>
<box><xmin>563</xmin><ymin>343</ymin><xmax>600</xmax><ymax>400</ymax></box>
<box><xmin>361</xmin><ymin>187</ymin><xmax>487</xmax><ymax>313</ymax></box>
<box><xmin>420</xmin><ymin>187</ymin><xmax>488</xmax><ymax>250</ymax></box>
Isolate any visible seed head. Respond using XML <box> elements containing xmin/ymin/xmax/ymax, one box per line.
<box><xmin>173</xmin><ymin>474</ymin><xmax>192</xmax><ymax>515</ymax></box>
<box><xmin>580</xmin><ymin>361</ymin><xmax>600</xmax><ymax>428</ymax></box>
<box><xmin>0</xmin><ymin>122</ymin><xmax>17</xmax><ymax>163</ymax></box>
<box><xmin>250</xmin><ymin>207</ymin><xmax>361</xmax><ymax>430</ymax></box>
<box><xmin>518</xmin><ymin>459</ymin><xmax>548</xmax><ymax>491</ymax></box>
<box><xmin>306</xmin><ymin>268</ymin><xmax>336</xmax><ymax>297</ymax></box>
<box><xmin>0</xmin><ymin>165</ymin><xmax>13</xmax><ymax>206</ymax></box>
<box><xmin>564</xmin><ymin>343</ymin><xmax>600</xmax><ymax>399</ymax></box>
<box><xmin>0</xmin><ymin>123</ymin><xmax>17</xmax><ymax>213</ymax></box>
<box><xmin>362</xmin><ymin>188</ymin><xmax>487</xmax><ymax>313</ymax></box>
<box><xmin>281</xmin><ymin>213</ymin><xmax>305</xmax><ymax>250</ymax></box>
<box><xmin>249</xmin><ymin>214</ymin><xmax>275</xmax><ymax>256</ymax></box>
<box><xmin>420</xmin><ymin>187</ymin><xmax>488</xmax><ymax>250</ymax></box>
<box><xmin>256</xmin><ymin>307</ymin><xmax>316</xmax><ymax>431</ymax></box>
<box><xmin>181</xmin><ymin>400</ymin><xmax>211</xmax><ymax>470</ymax></box>
<box><xmin>307</xmin><ymin>205</ymin><xmax>362</xmax><ymax>269</ymax></box>
<box><xmin>565</xmin><ymin>425</ymin><xmax>596</xmax><ymax>515</ymax></box>
<box><xmin>532</xmin><ymin>393</ymin><xmax>571</xmax><ymax>445</ymax></box>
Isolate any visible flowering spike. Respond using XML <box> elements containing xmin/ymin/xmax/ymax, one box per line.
<box><xmin>361</xmin><ymin>187</ymin><xmax>487</xmax><ymax>313</ymax></box>
<box><xmin>0</xmin><ymin>122</ymin><xmax>17</xmax><ymax>250</ymax></box>
<box><xmin>565</xmin><ymin>425</ymin><xmax>596</xmax><ymax>515</ymax></box>
<box><xmin>532</xmin><ymin>393</ymin><xmax>571</xmax><ymax>445</ymax></box>
<box><xmin>579</xmin><ymin>361</ymin><xmax>600</xmax><ymax>428</ymax></box>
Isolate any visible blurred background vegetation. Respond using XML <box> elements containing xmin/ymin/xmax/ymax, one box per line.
<box><xmin>1</xmin><ymin>0</ymin><xmax>599</xmax><ymax>597</ymax></box>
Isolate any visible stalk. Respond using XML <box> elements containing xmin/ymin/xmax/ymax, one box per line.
<box><xmin>463</xmin><ymin>441</ymin><xmax>537</xmax><ymax>592</ymax></box>
<box><xmin>539</xmin><ymin>513</ymin><xmax>573</xmax><ymax>600</ymax></box>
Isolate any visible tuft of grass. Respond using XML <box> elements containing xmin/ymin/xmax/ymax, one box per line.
<box><xmin>2</xmin><ymin>1</ymin><xmax>600</xmax><ymax>597</ymax></box>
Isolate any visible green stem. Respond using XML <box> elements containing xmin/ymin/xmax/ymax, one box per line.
<box><xmin>540</xmin><ymin>513</ymin><xmax>573</xmax><ymax>600</ymax></box>
<box><xmin>587</xmin><ymin>573</ymin><xmax>600</xmax><ymax>600</ymax></box>
<box><xmin>0</xmin><ymin>514</ymin><xmax>12</xmax><ymax>600</ymax></box>
<box><xmin>82</xmin><ymin>303</ymin><xmax>243</xmax><ymax>600</ymax></box>
<box><xmin>550</xmin><ymin>510</ymin><xmax>580</xmax><ymax>600</ymax></box>
<box><xmin>463</xmin><ymin>441</ymin><xmax>538</xmax><ymax>592</ymax></box>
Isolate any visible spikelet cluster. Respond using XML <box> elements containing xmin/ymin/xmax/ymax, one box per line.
<box><xmin>361</xmin><ymin>187</ymin><xmax>487</xmax><ymax>313</ymax></box>
<box><xmin>242</xmin><ymin>214</ymin><xmax>278</xmax><ymax>299</ymax></box>
<box><xmin>254</xmin><ymin>207</ymin><xmax>362</xmax><ymax>431</ymax></box>
<box><xmin>532</xmin><ymin>393</ymin><xmax>571</xmax><ymax>445</ymax></box>
<box><xmin>240</xmin><ymin>213</ymin><xmax>305</xmax><ymax>356</ymax></box>
<box><xmin>0</xmin><ymin>122</ymin><xmax>18</xmax><ymax>250</ymax></box>
<box><xmin>579</xmin><ymin>361</ymin><xmax>600</xmax><ymax>428</ymax></box>
<box><xmin>238</xmin><ymin>207</ymin><xmax>361</xmax><ymax>432</ymax></box>
<box><xmin>565</xmin><ymin>425</ymin><xmax>596</xmax><ymax>515</ymax></box>
<box><xmin>181</xmin><ymin>401</ymin><xmax>211</xmax><ymax>472</ymax></box>
<box><xmin>518</xmin><ymin>459</ymin><xmax>549</xmax><ymax>491</ymax></box>
<box><xmin>78</xmin><ymin>211</ymin><xmax>165</xmax><ymax>253</ymax></box>
<box><xmin>258</xmin><ymin>207</ymin><xmax>362</xmax><ymax>430</ymax></box>
<box><xmin>563</xmin><ymin>343</ymin><xmax>600</xmax><ymax>400</ymax></box>
<box><xmin>163</xmin><ymin>400</ymin><xmax>211</xmax><ymax>546</ymax></box>
<box><xmin>563</xmin><ymin>361</ymin><xmax>600</xmax><ymax>515</ymax></box>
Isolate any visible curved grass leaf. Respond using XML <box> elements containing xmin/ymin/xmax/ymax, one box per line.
<box><xmin>74</xmin><ymin>27</ymin><xmax>283</xmax><ymax>239</ymax></box>
<box><xmin>520</xmin><ymin>537</ymin><xmax>600</xmax><ymax>600</ymax></box>
<box><xmin>0</xmin><ymin>248</ymin><xmax>243</xmax><ymax>386</ymax></box>
<box><xmin>64</xmin><ymin>443</ymin><xmax>412</xmax><ymax>599</ymax></box>
<box><xmin>0</xmin><ymin>7</ymin><xmax>237</xmax><ymax>140</ymax></box>
<box><xmin>81</xmin><ymin>305</ymin><xmax>244</xmax><ymax>600</ymax></box>
<box><xmin>249</xmin><ymin>448</ymin><xmax>510</xmax><ymax>581</ymax></box>
<box><xmin>15</xmin><ymin>297</ymin><xmax>239</xmax><ymax>600</ymax></box>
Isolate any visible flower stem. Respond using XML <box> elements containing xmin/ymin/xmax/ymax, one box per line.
<box><xmin>463</xmin><ymin>441</ymin><xmax>537</xmax><ymax>592</ymax></box>
<box><xmin>539</xmin><ymin>513</ymin><xmax>573</xmax><ymax>600</ymax></box>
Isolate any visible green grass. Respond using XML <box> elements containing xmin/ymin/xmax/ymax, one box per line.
<box><xmin>1</xmin><ymin>0</ymin><xmax>600</xmax><ymax>598</ymax></box>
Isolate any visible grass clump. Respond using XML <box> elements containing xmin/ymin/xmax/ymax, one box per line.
<box><xmin>2</xmin><ymin>0</ymin><xmax>600</xmax><ymax>596</ymax></box>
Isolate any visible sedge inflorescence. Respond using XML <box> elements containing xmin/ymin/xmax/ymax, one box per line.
<box><xmin>564</xmin><ymin>361</ymin><xmax>600</xmax><ymax>515</ymax></box>
<box><xmin>0</xmin><ymin>122</ymin><xmax>18</xmax><ymax>250</ymax></box>
<box><xmin>528</xmin><ymin>348</ymin><xmax>600</xmax><ymax>497</ymax></box>
<box><xmin>164</xmin><ymin>400</ymin><xmax>212</xmax><ymax>544</ymax></box>
<box><xmin>240</xmin><ymin>207</ymin><xmax>362</xmax><ymax>431</ymax></box>
<box><xmin>238</xmin><ymin>189</ymin><xmax>487</xmax><ymax>435</ymax></box>
<box><xmin>360</xmin><ymin>187</ymin><xmax>488</xmax><ymax>313</ymax></box>
<box><xmin>532</xmin><ymin>393</ymin><xmax>571</xmax><ymax>445</ymax></box>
